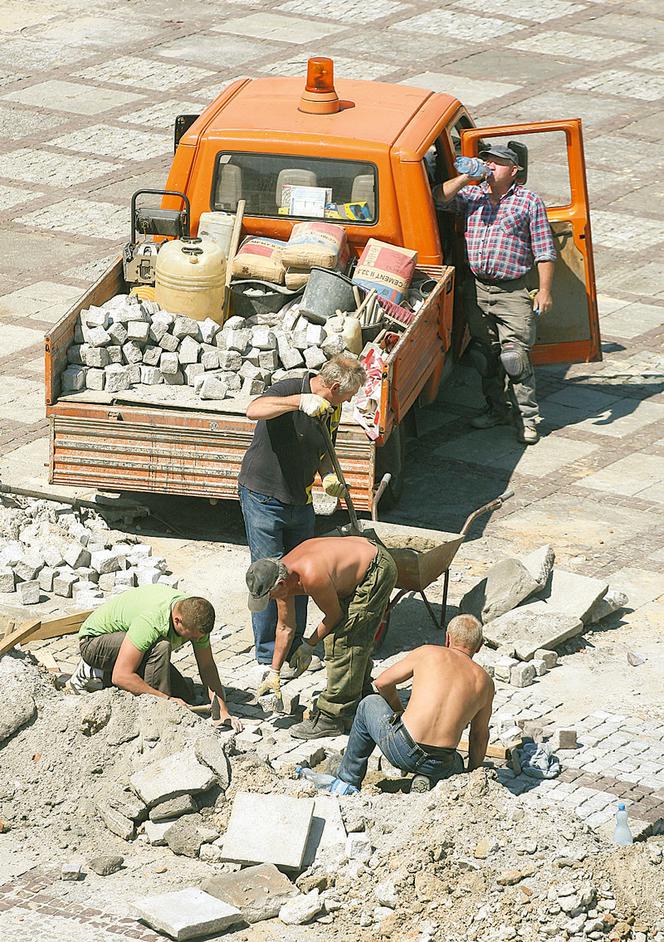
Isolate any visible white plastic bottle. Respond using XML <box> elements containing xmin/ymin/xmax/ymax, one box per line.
<box><xmin>613</xmin><ymin>803</ymin><xmax>633</xmax><ymax>846</ymax></box>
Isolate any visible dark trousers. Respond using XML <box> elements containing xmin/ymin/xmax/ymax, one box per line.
<box><xmin>80</xmin><ymin>633</ymin><xmax>192</xmax><ymax>700</ymax></box>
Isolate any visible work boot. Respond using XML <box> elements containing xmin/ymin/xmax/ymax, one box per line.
<box><xmin>289</xmin><ymin>711</ymin><xmax>346</xmax><ymax>740</ymax></box>
<box><xmin>470</xmin><ymin>409</ymin><xmax>511</xmax><ymax>430</ymax></box>
<box><xmin>410</xmin><ymin>774</ymin><xmax>433</xmax><ymax>793</ymax></box>
<box><xmin>516</xmin><ymin>423</ymin><xmax>539</xmax><ymax>445</ymax></box>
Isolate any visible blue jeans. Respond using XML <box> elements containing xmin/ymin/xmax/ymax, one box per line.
<box><xmin>337</xmin><ymin>695</ymin><xmax>464</xmax><ymax>789</ymax></box>
<box><xmin>239</xmin><ymin>484</ymin><xmax>314</xmax><ymax>664</ymax></box>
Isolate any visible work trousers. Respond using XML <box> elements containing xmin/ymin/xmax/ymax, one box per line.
<box><xmin>239</xmin><ymin>484</ymin><xmax>314</xmax><ymax>664</ymax></box>
<box><xmin>463</xmin><ymin>274</ymin><xmax>539</xmax><ymax>425</ymax></box>
<box><xmin>79</xmin><ymin>632</ymin><xmax>192</xmax><ymax>700</ymax></box>
<box><xmin>316</xmin><ymin>544</ymin><xmax>397</xmax><ymax>725</ymax></box>
<box><xmin>337</xmin><ymin>695</ymin><xmax>465</xmax><ymax>789</ymax></box>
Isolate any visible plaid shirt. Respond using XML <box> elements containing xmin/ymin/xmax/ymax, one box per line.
<box><xmin>440</xmin><ymin>182</ymin><xmax>557</xmax><ymax>281</ymax></box>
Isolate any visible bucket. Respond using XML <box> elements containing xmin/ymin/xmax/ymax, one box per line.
<box><xmin>155</xmin><ymin>236</ymin><xmax>226</xmax><ymax>323</ymax></box>
<box><xmin>229</xmin><ymin>280</ymin><xmax>304</xmax><ymax>319</ymax></box>
<box><xmin>299</xmin><ymin>267</ymin><xmax>356</xmax><ymax>323</ymax></box>
<box><xmin>198</xmin><ymin>211</ymin><xmax>235</xmax><ymax>257</ymax></box>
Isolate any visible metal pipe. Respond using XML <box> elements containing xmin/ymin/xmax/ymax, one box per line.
<box><xmin>318</xmin><ymin>421</ymin><xmax>362</xmax><ymax>534</ymax></box>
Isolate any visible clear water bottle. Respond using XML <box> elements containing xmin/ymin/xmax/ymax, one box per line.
<box><xmin>296</xmin><ymin>767</ymin><xmax>358</xmax><ymax>795</ymax></box>
<box><xmin>454</xmin><ymin>156</ymin><xmax>491</xmax><ymax>180</ymax></box>
<box><xmin>613</xmin><ymin>803</ymin><xmax>633</xmax><ymax>846</ymax></box>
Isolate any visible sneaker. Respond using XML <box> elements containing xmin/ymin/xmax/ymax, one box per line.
<box><xmin>328</xmin><ymin>777</ymin><xmax>359</xmax><ymax>795</ymax></box>
<box><xmin>410</xmin><ymin>774</ymin><xmax>433</xmax><ymax>793</ymax></box>
<box><xmin>517</xmin><ymin>424</ymin><xmax>539</xmax><ymax>445</ymax></box>
<box><xmin>470</xmin><ymin>410</ymin><xmax>511</xmax><ymax>430</ymax></box>
<box><xmin>67</xmin><ymin>658</ymin><xmax>104</xmax><ymax>695</ymax></box>
<box><xmin>289</xmin><ymin>711</ymin><xmax>346</xmax><ymax>740</ymax></box>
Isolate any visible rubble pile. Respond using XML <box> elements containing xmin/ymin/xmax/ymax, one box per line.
<box><xmin>0</xmin><ymin>495</ymin><xmax>176</xmax><ymax>607</ymax></box>
<box><xmin>461</xmin><ymin>545</ymin><xmax>628</xmax><ymax>688</ymax></box>
<box><xmin>61</xmin><ymin>293</ymin><xmax>359</xmax><ymax>403</ymax></box>
<box><xmin>0</xmin><ymin>654</ymin><xmax>661</xmax><ymax>941</ymax></box>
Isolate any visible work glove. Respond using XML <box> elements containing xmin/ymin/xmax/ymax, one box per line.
<box><xmin>288</xmin><ymin>641</ymin><xmax>317</xmax><ymax>678</ymax></box>
<box><xmin>454</xmin><ymin>156</ymin><xmax>490</xmax><ymax>180</ymax></box>
<box><xmin>257</xmin><ymin>668</ymin><xmax>281</xmax><ymax>698</ymax></box>
<box><xmin>322</xmin><ymin>473</ymin><xmax>345</xmax><ymax>498</ymax></box>
<box><xmin>299</xmin><ymin>393</ymin><xmax>333</xmax><ymax>418</ymax></box>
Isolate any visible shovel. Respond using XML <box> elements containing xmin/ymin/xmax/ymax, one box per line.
<box><xmin>318</xmin><ymin>419</ymin><xmax>363</xmax><ymax>535</ymax></box>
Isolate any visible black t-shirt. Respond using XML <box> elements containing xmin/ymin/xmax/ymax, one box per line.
<box><xmin>239</xmin><ymin>374</ymin><xmax>341</xmax><ymax>506</ymax></box>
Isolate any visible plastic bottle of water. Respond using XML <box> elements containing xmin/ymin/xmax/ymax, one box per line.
<box><xmin>454</xmin><ymin>156</ymin><xmax>491</xmax><ymax>180</ymax></box>
<box><xmin>613</xmin><ymin>803</ymin><xmax>633</xmax><ymax>846</ymax></box>
<box><xmin>296</xmin><ymin>767</ymin><xmax>358</xmax><ymax>795</ymax></box>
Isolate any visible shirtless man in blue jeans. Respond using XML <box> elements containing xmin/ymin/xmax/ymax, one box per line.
<box><xmin>333</xmin><ymin>614</ymin><xmax>494</xmax><ymax>792</ymax></box>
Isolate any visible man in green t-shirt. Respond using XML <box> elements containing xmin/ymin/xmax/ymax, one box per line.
<box><xmin>75</xmin><ymin>585</ymin><xmax>242</xmax><ymax>730</ymax></box>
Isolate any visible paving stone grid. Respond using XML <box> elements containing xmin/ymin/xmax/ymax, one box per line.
<box><xmin>1</xmin><ymin>1</ymin><xmax>664</xmax><ymax>936</ymax></box>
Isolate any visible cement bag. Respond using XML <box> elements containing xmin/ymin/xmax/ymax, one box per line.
<box><xmin>280</xmin><ymin>222</ymin><xmax>349</xmax><ymax>271</ymax></box>
<box><xmin>353</xmin><ymin>239</ymin><xmax>417</xmax><ymax>303</ymax></box>
<box><xmin>232</xmin><ymin>237</ymin><xmax>287</xmax><ymax>284</ymax></box>
<box><xmin>285</xmin><ymin>268</ymin><xmax>310</xmax><ymax>289</ymax></box>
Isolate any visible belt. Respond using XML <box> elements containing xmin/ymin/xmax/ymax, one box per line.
<box><xmin>389</xmin><ymin>713</ymin><xmax>458</xmax><ymax>761</ymax></box>
<box><xmin>473</xmin><ymin>273</ymin><xmax>527</xmax><ymax>286</ymax></box>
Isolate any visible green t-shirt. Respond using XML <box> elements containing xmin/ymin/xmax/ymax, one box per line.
<box><xmin>79</xmin><ymin>585</ymin><xmax>210</xmax><ymax>654</ymax></box>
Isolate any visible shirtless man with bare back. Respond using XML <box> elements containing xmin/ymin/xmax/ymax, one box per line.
<box><xmin>332</xmin><ymin>614</ymin><xmax>494</xmax><ymax>792</ymax></box>
<box><xmin>245</xmin><ymin>535</ymin><xmax>397</xmax><ymax>740</ymax></box>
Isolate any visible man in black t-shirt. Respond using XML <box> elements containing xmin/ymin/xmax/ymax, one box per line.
<box><xmin>238</xmin><ymin>354</ymin><xmax>366</xmax><ymax>668</ymax></box>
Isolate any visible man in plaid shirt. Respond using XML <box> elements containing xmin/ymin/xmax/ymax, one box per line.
<box><xmin>436</xmin><ymin>144</ymin><xmax>557</xmax><ymax>444</ymax></box>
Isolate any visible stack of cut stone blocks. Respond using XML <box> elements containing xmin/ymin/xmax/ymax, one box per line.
<box><xmin>61</xmin><ymin>294</ymin><xmax>356</xmax><ymax>402</ymax></box>
<box><xmin>0</xmin><ymin>502</ymin><xmax>176</xmax><ymax>607</ymax></box>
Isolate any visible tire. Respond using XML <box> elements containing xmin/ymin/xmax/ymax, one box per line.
<box><xmin>375</xmin><ymin>422</ymin><xmax>405</xmax><ymax>510</ymax></box>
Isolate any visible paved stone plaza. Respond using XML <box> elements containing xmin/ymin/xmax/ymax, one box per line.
<box><xmin>0</xmin><ymin>0</ymin><xmax>663</xmax><ymax>938</ymax></box>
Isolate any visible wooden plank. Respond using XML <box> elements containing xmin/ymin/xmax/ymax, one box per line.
<box><xmin>26</xmin><ymin>610</ymin><xmax>92</xmax><ymax>643</ymax></box>
<box><xmin>0</xmin><ymin>619</ymin><xmax>43</xmax><ymax>657</ymax></box>
<box><xmin>457</xmin><ymin>738</ymin><xmax>514</xmax><ymax>760</ymax></box>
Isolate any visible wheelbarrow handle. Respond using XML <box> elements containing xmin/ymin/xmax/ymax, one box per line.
<box><xmin>460</xmin><ymin>488</ymin><xmax>514</xmax><ymax>537</ymax></box>
<box><xmin>371</xmin><ymin>473</ymin><xmax>392</xmax><ymax>522</ymax></box>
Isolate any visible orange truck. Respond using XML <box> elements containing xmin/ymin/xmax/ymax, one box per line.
<box><xmin>45</xmin><ymin>59</ymin><xmax>600</xmax><ymax>512</ymax></box>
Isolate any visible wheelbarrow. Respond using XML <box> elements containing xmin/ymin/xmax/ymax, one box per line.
<box><xmin>371</xmin><ymin>491</ymin><xmax>513</xmax><ymax>648</ymax></box>
<box><xmin>317</xmin><ymin>420</ymin><xmax>514</xmax><ymax>646</ymax></box>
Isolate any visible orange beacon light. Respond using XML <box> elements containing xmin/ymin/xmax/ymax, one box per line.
<box><xmin>299</xmin><ymin>57</ymin><xmax>340</xmax><ymax>114</ymax></box>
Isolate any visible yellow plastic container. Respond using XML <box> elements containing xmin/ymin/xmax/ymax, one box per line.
<box><xmin>155</xmin><ymin>236</ymin><xmax>226</xmax><ymax>323</ymax></box>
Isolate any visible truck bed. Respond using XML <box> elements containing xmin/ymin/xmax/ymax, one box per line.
<box><xmin>46</xmin><ymin>260</ymin><xmax>454</xmax><ymax>511</ymax></box>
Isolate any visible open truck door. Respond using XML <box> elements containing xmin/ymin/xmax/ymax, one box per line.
<box><xmin>461</xmin><ymin>119</ymin><xmax>601</xmax><ymax>366</ymax></box>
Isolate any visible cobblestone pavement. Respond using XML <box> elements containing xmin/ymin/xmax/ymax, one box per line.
<box><xmin>1</xmin><ymin>1</ymin><xmax>664</xmax><ymax>938</ymax></box>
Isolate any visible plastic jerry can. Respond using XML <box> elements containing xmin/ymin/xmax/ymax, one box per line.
<box><xmin>155</xmin><ymin>236</ymin><xmax>226</xmax><ymax>323</ymax></box>
<box><xmin>197</xmin><ymin>211</ymin><xmax>235</xmax><ymax>257</ymax></box>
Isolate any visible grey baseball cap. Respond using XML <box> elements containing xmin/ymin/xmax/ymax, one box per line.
<box><xmin>246</xmin><ymin>558</ymin><xmax>286</xmax><ymax>612</ymax></box>
<box><xmin>479</xmin><ymin>143</ymin><xmax>522</xmax><ymax>168</ymax></box>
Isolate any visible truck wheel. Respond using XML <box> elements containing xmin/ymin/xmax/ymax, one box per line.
<box><xmin>375</xmin><ymin>423</ymin><xmax>405</xmax><ymax>510</ymax></box>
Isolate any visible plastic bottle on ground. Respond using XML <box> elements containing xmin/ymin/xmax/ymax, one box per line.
<box><xmin>613</xmin><ymin>803</ymin><xmax>633</xmax><ymax>846</ymax></box>
<box><xmin>296</xmin><ymin>767</ymin><xmax>358</xmax><ymax>795</ymax></box>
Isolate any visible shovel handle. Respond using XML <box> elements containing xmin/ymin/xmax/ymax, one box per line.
<box><xmin>318</xmin><ymin>420</ymin><xmax>362</xmax><ymax>534</ymax></box>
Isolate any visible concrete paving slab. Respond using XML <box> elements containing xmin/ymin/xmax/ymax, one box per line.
<box><xmin>0</xmin><ymin>328</ymin><xmax>46</xmax><ymax>357</ymax></box>
<box><xmin>221</xmin><ymin>791</ymin><xmax>314</xmax><ymax>870</ymax></box>
<box><xmin>599</xmin><ymin>302</ymin><xmax>664</xmax><ymax>338</ymax></box>
<box><xmin>436</xmin><ymin>428</ymin><xmax>598</xmax><ymax>478</ymax></box>
<box><xmin>476</xmin><ymin>0</ymin><xmax>585</xmax><ymax>21</ymax></box>
<box><xmin>484</xmin><ymin>608</ymin><xmax>584</xmax><ymax>660</ymax></box>
<box><xmin>201</xmin><ymin>863</ymin><xmax>299</xmax><ymax>924</ymax></box>
<box><xmin>2</xmin><ymin>79</ymin><xmax>144</xmax><ymax>114</ymax></box>
<box><xmin>75</xmin><ymin>56</ymin><xmax>216</xmax><ymax>91</ymax></box>
<box><xmin>14</xmin><ymin>197</ymin><xmax>127</xmax><ymax>241</ymax></box>
<box><xmin>213</xmin><ymin>12</ymin><xmax>347</xmax><ymax>43</ymax></box>
<box><xmin>581</xmin><ymin>453</ymin><xmax>664</xmax><ymax>497</ymax></box>
<box><xmin>402</xmin><ymin>72</ymin><xmax>521</xmax><ymax>106</ymax></box>
<box><xmin>0</xmin><ymin>104</ymin><xmax>68</xmax><ymax>140</ymax></box>
<box><xmin>1</xmin><ymin>148</ymin><xmax>119</xmax><ymax>188</ymax></box>
<box><xmin>0</xmin><ymin>184</ymin><xmax>41</xmax><ymax>212</ymax></box>
<box><xmin>541</xmin><ymin>397</ymin><xmax>664</xmax><ymax>439</ymax></box>
<box><xmin>606</xmin><ymin>568</ymin><xmax>663</xmax><ymax>608</ymax></box>
<box><xmin>117</xmin><ymin>99</ymin><xmax>205</xmax><ymax>128</ymax></box>
<box><xmin>528</xmin><ymin>569</ymin><xmax>609</xmax><ymax>623</ymax></box>
<box><xmin>152</xmin><ymin>33</ymin><xmax>271</xmax><ymax>66</ymax></box>
<box><xmin>569</xmin><ymin>68</ymin><xmax>664</xmax><ymax>102</ymax></box>
<box><xmin>130</xmin><ymin>751</ymin><xmax>216</xmax><ymax>807</ymax></box>
<box><xmin>134</xmin><ymin>887</ymin><xmax>241</xmax><ymax>940</ymax></box>
<box><xmin>509</xmin><ymin>30</ymin><xmax>642</xmax><ymax>61</ymax></box>
<box><xmin>394</xmin><ymin>9</ymin><xmax>517</xmax><ymax>40</ymax></box>
<box><xmin>278</xmin><ymin>0</ymin><xmax>407</xmax><ymax>21</ymax></box>
<box><xmin>302</xmin><ymin>795</ymin><xmax>347</xmax><ymax>867</ymax></box>
<box><xmin>48</xmin><ymin>124</ymin><xmax>170</xmax><ymax>162</ymax></box>
<box><xmin>542</xmin><ymin>386</ymin><xmax>623</xmax><ymax>412</ymax></box>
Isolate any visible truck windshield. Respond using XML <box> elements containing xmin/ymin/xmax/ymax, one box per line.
<box><xmin>211</xmin><ymin>152</ymin><xmax>377</xmax><ymax>223</ymax></box>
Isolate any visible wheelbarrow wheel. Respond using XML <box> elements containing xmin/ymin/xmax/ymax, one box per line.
<box><xmin>375</xmin><ymin>422</ymin><xmax>405</xmax><ymax>510</ymax></box>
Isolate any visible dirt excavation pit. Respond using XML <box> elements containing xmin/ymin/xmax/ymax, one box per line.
<box><xmin>0</xmin><ymin>651</ymin><xmax>663</xmax><ymax>941</ymax></box>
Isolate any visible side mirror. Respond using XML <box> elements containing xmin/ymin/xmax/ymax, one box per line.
<box><xmin>509</xmin><ymin>140</ymin><xmax>528</xmax><ymax>185</ymax></box>
<box><xmin>174</xmin><ymin>114</ymin><xmax>200</xmax><ymax>154</ymax></box>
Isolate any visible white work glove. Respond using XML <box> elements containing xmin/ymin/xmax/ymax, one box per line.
<box><xmin>322</xmin><ymin>473</ymin><xmax>345</xmax><ymax>498</ymax></box>
<box><xmin>257</xmin><ymin>668</ymin><xmax>281</xmax><ymax>698</ymax></box>
<box><xmin>299</xmin><ymin>393</ymin><xmax>333</xmax><ymax>418</ymax></box>
<box><xmin>288</xmin><ymin>641</ymin><xmax>316</xmax><ymax>678</ymax></box>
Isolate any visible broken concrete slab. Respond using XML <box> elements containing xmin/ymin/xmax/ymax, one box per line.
<box><xmin>130</xmin><ymin>751</ymin><xmax>216</xmax><ymax>807</ymax></box>
<box><xmin>134</xmin><ymin>888</ymin><xmax>242</xmax><ymax>941</ymax></box>
<box><xmin>279</xmin><ymin>889</ymin><xmax>323</xmax><ymax>925</ymax></box>
<box><xmin>201</xmin><ymin>863</ymin><xmax>299</xmax><ymax>924</ymax></box>
<box><xmin>526</xmin><ymin>569</ymin><xmax>609</xmax><ymax>624</ymax></box>
<box><xmin>460</xmin><ymin>558</ymin><xmax>540</xmax><ymax>624</ymax></box>
<box><xmin>97</xmin><ymin>802</ymin><xmax>135</xmax><ymax>842</ymax></box>
<box><xmin>0</xmin><ymin>687</ymin><xmax>36</xmax><ymax>744</ymax></box>
<box><xmin>61</xmin><ymin>862</ymin><xmax>83</xmax><ymax>881</ymax></box>
<box><xmin>303</xmin><ymin>796</ymin><xmax>347</xmax><ymax>867</ymax></box>
<box><xmin>585</xmin><ymin>588</ymin><xmax>629</xmax><ymax>625</ymax></box>
<box><xmin>484</xmin><ymin>607</ymin><xmax>583</xmax><ymax>661</ymax></box>
<box><xmin>143</xmin><ymin>820</ymin><xmax>171</xmax><ymax>846</ymax></box>
<box><xmin>103</xmin><ymin>784</ymin><xmax>147</xmax><ymax>822</ymax></box>
<box><xmin>88</xmin><ymin>855</ymin><xmax>123</xmax><ymax>876</ymax></box>
<box><xmin>519</xmin><ymin>544</ymin><xmax>555</xmax><ymax>590</ymax></box>
<box><xmin>164</xmin><ymin>813</ymin><xmax>215</xmax><ymax>858</ymax></box>
<box><xmin>150</xmin><ymin>794</ymin><xmax>197</xmax><ymax>822</ymax></box>
<box><xmin>221</xmin><ymin>792</ymin><xmax>314</xmax><ymax>871</ymax></box>
<box><xmin>193</xmin><ymin>733</ymin><xmax>231</xmax><ymax>791</ymax></box>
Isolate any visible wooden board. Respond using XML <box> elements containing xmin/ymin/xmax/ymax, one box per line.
<box><xmin>0</xmin><ymin>618</ymin><xmax>44</xmax><ymax>657</ymax></box>
<box><xmin>457</xmin><ymin>738</ymin><xmax>514</xmax><ymax>760</ymax></box>
<box><xmin>0</xmin><ymin>609</ymin><xmax>91</xmax><ymax>656</ymax></box>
